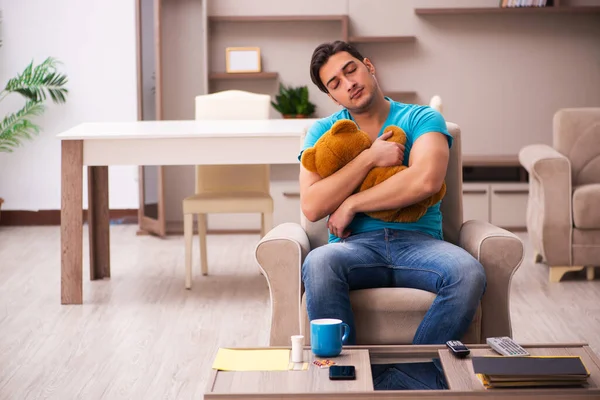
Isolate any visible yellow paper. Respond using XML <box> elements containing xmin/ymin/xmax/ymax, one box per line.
<box><xmin>212</xmin><ymin>348</ymin><xmax>291</xmax><ymax>371</ymax></box>
<box><xmin>288</xmin><ymin>362</ymin><xmax>309</xmax><ymax>371</ymax></box>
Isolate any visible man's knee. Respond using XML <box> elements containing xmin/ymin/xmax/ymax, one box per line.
<box><xmin>446</xmin><ymin>254</ymin><xmax>486</xmax><ymax>295</ymax></box>
<box><xmin>465</xmin><ymin>259</ymin><xmax>486</xmax><ymax>295</ymax></box>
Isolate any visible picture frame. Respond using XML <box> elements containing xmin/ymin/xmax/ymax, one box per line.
<box><xmin>226</xmin><ymin>47</ymin><xmax>262</xmax><ymax>73</ymax></box>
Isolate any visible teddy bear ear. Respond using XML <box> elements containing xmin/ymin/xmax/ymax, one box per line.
<box><xmin>300</xmin><ymin>148</ymin><xmax>318</xmax><ymax>173</ymax></box>
<box><xmin>330</xmin><ymin>119</ymin><xmax>358</xmax><ymax>135</ymax></box>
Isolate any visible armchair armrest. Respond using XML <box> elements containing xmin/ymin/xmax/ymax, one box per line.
<box><xmin>459</xmin><ymin>220</ymin><xmax>524</xmax><ymax>340</ymax></box>
<box><xmin>518</xmin><ymin>144</ymin><xmax>568</xmax><ymax>174</ymax></box>
<box><xmin>519</xmin><ymin>144</ymin><xmax>572</xmax><ymax>266</ymax></box>
<box><xmin>254</xmin><ymin>223</ymin><xmax>311</xmax><ymax>346</ymax></box>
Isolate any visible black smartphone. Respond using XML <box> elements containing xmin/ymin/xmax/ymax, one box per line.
<box><xmin>329</xmin><ymin>365</ymin><xmax>356</xmax><ymax>380</ymax></box>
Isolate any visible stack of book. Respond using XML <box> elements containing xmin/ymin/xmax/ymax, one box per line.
<box><xmin>473</xmin><ymin>356</ymin><xmax>590</xmax><ymax>388</ymax></box>
<box><xmin>500</xmin><ymin>0</ymin><xmax>551</xmax><ymax>7</ymax></box>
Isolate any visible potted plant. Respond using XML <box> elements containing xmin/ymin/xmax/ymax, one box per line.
<box><xmin>0</xmin><ymin>57</ymin><xmax>69</xmax><ymax>220</ymax></box>
<box><xmin>271</xmin><ymin>83</ymin><xmax>316</xmax><ymax>118</ymax></box>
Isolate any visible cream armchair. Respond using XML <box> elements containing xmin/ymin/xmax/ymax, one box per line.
<box><xmin>255</xmin><ymin>122</ymin><xmax>524</xmax><ymax>346</ymax></box>
<box><xmin>519</xmin><ymin>108</ymin><xmax>600</xmax><ymax>283</ymax></box>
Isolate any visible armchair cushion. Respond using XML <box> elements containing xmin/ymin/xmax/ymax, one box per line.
<box><xmin>573</xmin><ymin>184</ymin><xmax>600</xmax><ymax>229</ymax></box>
<box><xmin>572</xmin><ymin>228</ymin><xmax>600</xmax><ymax>265</ymax></box>
<box><xmin>301</xmin><ymin>289</ymin><xmax>481</xmax><ymax>345</ymax></box>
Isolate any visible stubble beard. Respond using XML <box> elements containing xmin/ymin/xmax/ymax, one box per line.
<box><xmin>346</xmin><ymin>88</ymin><xmax>377</xmax><ymax>115</ymax></box>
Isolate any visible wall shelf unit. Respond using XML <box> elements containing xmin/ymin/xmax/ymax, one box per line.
<box><xmin>207</xmin><ymin>14</ymin><xmax>420</xmax><ymax>96</ymax></box>
<box><xmin>349</xmin><ymin>35</ymin><xmax>416</xmax><ymax>44</ymax></box>
<box><xmin>415</xmin><ymin>6</ymin><xmax>600</xmax><ymax>15</ymax></box>
<box><xmin>206</xmin><ymin>14</ymin><xmax>351</xmax><ymax>92</ymax></box>
<box><xmin>209</xmin><ymin>72</ymin><xmax>279</xmax><ymax>80</ymax></box>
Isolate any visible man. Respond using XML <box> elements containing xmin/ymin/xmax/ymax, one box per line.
<box><xmin>299</xmin><ymin>40</ymin><xmax>486</xmax><ymax>345</ymax></box>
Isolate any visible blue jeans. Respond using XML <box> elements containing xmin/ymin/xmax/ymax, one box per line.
<box><xmin>301</xmin><ymin>228</ymin><xmax>486</xmax><ymax>345</ymax></box>
<box><xmin>371</xmin><ymin>360</ymin><xmax>447</xmax><ymax>390</ymax></box>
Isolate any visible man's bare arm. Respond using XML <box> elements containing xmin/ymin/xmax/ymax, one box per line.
<box><xmin>300</xmin><ymin>150</ymin><xmax>374</xmax><ymax>222</ymax></box>
<box><xmin>344</xmin><ymin>132</ymin><xmax>450</xmax><ymax>214</ymax></box>
<box><xmin>300</xmin><ymin>130</ymin><xmax>404</xmax><ymax>222</ymax></box>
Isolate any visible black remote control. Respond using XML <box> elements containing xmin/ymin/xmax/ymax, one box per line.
<box><xmin>446</xmin><ymin>340</ymin><xmax>470</xmax><ymax>358</ymax></box>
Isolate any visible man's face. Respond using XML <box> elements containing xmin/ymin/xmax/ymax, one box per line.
<box><xmin>319</xmin><ymin>51</ymin><xmax>377</xmax><ymax>113</ymax></box>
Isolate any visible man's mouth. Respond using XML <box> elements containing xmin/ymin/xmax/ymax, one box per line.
<box><xmin>350</xmin><ymin>88</ymin><xmax>363</xmax><ymax>99</ymax></box>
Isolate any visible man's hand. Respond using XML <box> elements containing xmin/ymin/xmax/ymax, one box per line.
<box><xmin>327</xmin><ymin>200</ymin><xmax>356</xmax><ymax>239</ymax></box>
<box><xmin>367</xmin><ymin>130</ymin><xmax>405</xmax><ymax>167</ymax></box>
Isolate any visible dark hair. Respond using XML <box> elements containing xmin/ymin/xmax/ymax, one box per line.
<box><xmin>310</xmin><ymin>41</ymin><xmax>365</xmax><ymax>94</ymax></box>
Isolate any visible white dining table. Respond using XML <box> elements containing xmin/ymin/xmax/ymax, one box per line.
<box><xmin>57</xmin><ymin>119</ymin><xmax>317</xmax><ymax>304</ymax></box>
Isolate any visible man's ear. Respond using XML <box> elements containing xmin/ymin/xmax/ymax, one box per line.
<box><xmin>300</xmin><ymin>148</ymin><xmax>317</xmax><ymax>172</ymax></box>
<box><xmin>330</xmin><ymin>119</ymin><xmax>358</xmax><ymax>135</ymax></box>
<box><xmin>363</xmin><ymin>57</ymin><xmax>376</xmax><ymax>75</ymax></box>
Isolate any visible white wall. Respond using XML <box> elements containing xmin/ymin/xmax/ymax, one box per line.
<box><xmin>141</xmin><ymin>0</ymin><xmax>156</xmax><ymax>122</ymax></box>
<box><xmin>0</xmin><ymin>0</ymin><xmax>139</xmax><ymax>211</ymax></box>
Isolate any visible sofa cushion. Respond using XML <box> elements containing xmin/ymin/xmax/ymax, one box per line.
<box><xmin>573</xmin><ymin>184</ymin><xmax>600</xmax><ymax>229</ymax></box>
<box><xmin>573</xmin><ymin>228</ymin><xmax>600</xmax><ymax>266</ymax></box>
<box><xmin>301</xmin><ymin>288</ymin><xmax>481</xmax><ymax>345</ymax></box>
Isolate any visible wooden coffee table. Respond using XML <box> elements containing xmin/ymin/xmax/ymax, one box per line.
<box><xmin>205</xmin><ymin>343</ymin><xmax>600</xmax><ymax>399</ymax></box>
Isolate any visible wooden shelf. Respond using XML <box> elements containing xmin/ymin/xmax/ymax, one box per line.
<box><xmin>208</xmin><ymin>14</ymin><xmax>350</xmax><ymax>42</ymax></box>
<box><xmin>349</xmin><ymin>35</ymin><xmax>416</xmax><ymax>44</ymax></box>
<box><xmin>415</xmin><ymin>6</ymin><xmax>600</xmax><ymax>15</ymax></box>
<box><xmin>209</xmin><ymin>72</ymin><xmax>279</xmax><ymax>80</ymax></box>
<box><xmin>209</xmin><ymin>15</ymin><xmax>347</xmax><ymax>22</ymax></box>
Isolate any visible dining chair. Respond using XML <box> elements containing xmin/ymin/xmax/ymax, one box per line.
<box><xmin>183</xmin><ymin>90</ymin><xmax>273</xmax><ymax>289</ymax></box>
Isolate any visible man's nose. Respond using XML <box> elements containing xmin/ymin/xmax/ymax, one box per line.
<box><xmin>345</xmin><ymin>79</ymin><xmax>356</xmax><ymax>92</ymax></box>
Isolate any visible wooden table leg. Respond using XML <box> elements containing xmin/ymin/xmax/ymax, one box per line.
<box><xmin>61</xmin><ymin>140</ymin><xmax>83</xmax><ymax>304</ymax></box>
<box><xmin>88</xmin><ymin>166</ymin><xmax>110</xmax><ymax>280</ymax></box>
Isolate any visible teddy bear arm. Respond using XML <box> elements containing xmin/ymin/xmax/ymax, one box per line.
<box><xmin>366</xmin><ymin>202</ymin><xmax>429</xmax><ymax>223</ymax></box>
<box><xmin>365</xmin><ymin>209</ymin><xmax>403</xmax><ymax>222</ymax></box>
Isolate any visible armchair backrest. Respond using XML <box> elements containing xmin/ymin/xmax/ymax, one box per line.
<box><xmin>553</xmin><ymin>108</ymin><xmax>600</xmax><ymax>186</ymax></box>
<box><xmin>301</xmin><ymin>121</ymin><xmax>463</xmax><ymax>248</ymax></box>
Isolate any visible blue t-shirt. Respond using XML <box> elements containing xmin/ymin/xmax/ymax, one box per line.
<box><xmin>299</xmin><ymin>98</ymin><xmax>453</xmax><ymax>244</ymax></box>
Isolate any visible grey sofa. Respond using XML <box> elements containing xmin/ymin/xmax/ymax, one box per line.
<box><xmin>519</xmin><ymin>108</ymin><xmax>600</xmax><ymax>282</ymax></box>
<box><xmin>255</xmin><ymin>122</ymin><xmax>524</xmax><ymax>346</ymax></box>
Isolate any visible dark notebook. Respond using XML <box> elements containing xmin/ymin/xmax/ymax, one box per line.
<box><xmin>472</xmin><ymin>356</ymin><xmax>589</xmax><ymax>377</ymax></box>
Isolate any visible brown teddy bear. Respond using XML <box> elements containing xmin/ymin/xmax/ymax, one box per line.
<box><xmin>301</xmin><ymin>119</ymin><xmax>446</xmax><ymax>223</ymax></box>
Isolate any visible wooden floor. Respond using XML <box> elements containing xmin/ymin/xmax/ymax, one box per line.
<box><xmin>0</xmin><ymin>225</ymin><xmax>598</xmax><ymax>399</ymax></box>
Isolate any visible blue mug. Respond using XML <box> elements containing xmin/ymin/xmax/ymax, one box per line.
<box><xmin>310</xmin><ymin>318</ymin><xmax>350</xmax><ymax>357</ymax></box>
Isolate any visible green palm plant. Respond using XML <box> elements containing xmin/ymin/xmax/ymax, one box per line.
<box><xmin>0</xmin><ymin>57</ymin><xmax>69</xmax><ymax>153</ymax></box>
